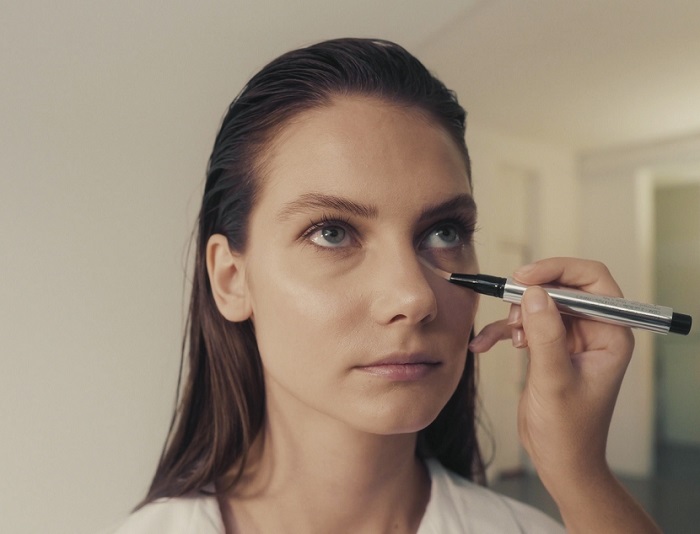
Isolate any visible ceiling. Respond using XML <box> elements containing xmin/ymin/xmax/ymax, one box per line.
<box><xmin>418</xmin><ymin>0</ymin><xmax>700</xmax><ymax>151</ymax></box>
<box><xmin>226</xmin><ymin>0</ymin><xmax>700</xmax><ymax>152</ymax></box>
<box><xmin>4</xmin><ymin>0</ymin><xmax>700</xmax><ymax>153</ymax></box>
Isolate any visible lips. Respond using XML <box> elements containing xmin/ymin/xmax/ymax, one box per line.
<box><xmin>361</xmin><ymin>352</ymin><xmax>440</xmax><ymax>366</ymax></box>
<box><xmin>355</xmin><ymin>353</ymin><xmax>441</xmax><ymax>381</ymax></box>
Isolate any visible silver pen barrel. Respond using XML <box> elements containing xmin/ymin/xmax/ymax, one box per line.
<box><xmin>502</xmin><ymin>278</ymin><xmax>681</xmax><ymax>334</ymax></box>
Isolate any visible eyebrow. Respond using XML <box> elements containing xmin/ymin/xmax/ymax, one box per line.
<box><xmin>418</xmin><ymin>193</ymin><xmax>477</xmax><ymax>223</ymax></box>
<box><xmin>276</xmin><ymin>192</ymin><xmax>378</xmax><ymax>222</ymax></box>
<box><xmin>275</xmin><ymin>191</ymin><xmax>476</xmax><ymax>222</ymax></box>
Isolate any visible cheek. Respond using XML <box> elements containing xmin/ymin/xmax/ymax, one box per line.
<box><xmin>247</xmin><ymin>260</ymin><xmax>363</xmax><ymax>369</ymax></box>
<box><xmin>435</xmin><ymin>272</ymin><xmax>479</xmax><ymax>341</ymax></box>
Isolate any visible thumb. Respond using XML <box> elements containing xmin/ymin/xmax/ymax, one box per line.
<box><xmin>521</xmin><ymin>286</ymin><xmax>574</xmax><ymax>388</ymax></box>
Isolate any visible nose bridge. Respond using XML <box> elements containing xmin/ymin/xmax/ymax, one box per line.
<box><xmin>370</xmin><ymin>239</ymin><xmax>438</xmax><ymax>325</ymax></box>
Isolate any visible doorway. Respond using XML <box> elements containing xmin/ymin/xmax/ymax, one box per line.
<box><xmin>653</xmin><ymin>180</ymin><xmax>700</xmax><ymax>476</ymax></box>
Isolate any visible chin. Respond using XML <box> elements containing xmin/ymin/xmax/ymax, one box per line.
<box><xmin>355</xmin><ymin>394</ymin><xmax>449</xmax><ymax>436</ymax></box>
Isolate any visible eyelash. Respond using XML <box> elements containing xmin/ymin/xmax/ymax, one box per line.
<box><xmin>299</xmin><ymin>214</ymin><xmax>478</xmax><ymax>250</ymax></box>
<box><xmin>300</xmin><ymin>214</ymin><xmax>354</xmax><ymax>242</ymax></box>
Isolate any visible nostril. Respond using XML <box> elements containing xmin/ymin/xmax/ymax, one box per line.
<box><xmin>369</xmin><ymin>254</ymin><xmax>439</xmax><ymax>326</ymax></box>
<box><xmin>380</xmin><ymin>284</ymin><xmax>438</xmax><ymax>326</ymax></box>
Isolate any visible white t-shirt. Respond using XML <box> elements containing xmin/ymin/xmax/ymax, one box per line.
<box><xmin>107</xmin><ymin>460</ymin><xmax>564</xmax><ymax>533</ymax></box>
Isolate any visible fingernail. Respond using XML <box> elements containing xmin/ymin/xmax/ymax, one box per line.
<box><xmin>512</xmin><ymin>327</ymin><xmax>527</xmax><ymax>348</ymax></box>
<box><xmin>523</xmin><ymin>287</ymin><xmax>548</xmax><ymax>313</ymax></box>
<box><xmin>507</xmin><ymin>305</ymin><xmax>522</xmax><ymax>326</ymax></box>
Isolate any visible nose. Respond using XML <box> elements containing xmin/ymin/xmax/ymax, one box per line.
<box><xmin>369</xmin><ymin>249</ymin><xmax>438</xmax><ymax>326</ymax></box>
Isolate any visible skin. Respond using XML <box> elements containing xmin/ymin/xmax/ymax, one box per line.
<box><xmin>208</xmin><ymin>96</ymin><xmax>661</xmax><ymax>533</ymax></box>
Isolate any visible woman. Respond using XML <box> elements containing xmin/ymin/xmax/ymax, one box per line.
<box><xmin>113</xmin><ymin>38</ymin><xmax>660</xmax><ymax>532</ymax></box>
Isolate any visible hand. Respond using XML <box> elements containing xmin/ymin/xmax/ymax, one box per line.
<box><xmin>470</xmin><ymin>258</ymin><xmax>660</xmax><ymax>533</ymax></box>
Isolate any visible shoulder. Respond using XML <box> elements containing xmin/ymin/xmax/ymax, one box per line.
<box><xmin>103</xmin><ymin>493</ymin><xmax>223</xmax><ymax>534</ymax></box>
<box><xmin>419</xmin><ymin>459</ymin><xmax>565</xmax><ymax>534</ymax></box>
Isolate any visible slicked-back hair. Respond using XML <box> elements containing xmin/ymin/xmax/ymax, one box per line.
<box><xmin>141</xmin><ymin>37</ymin><xmax>484</xmax><ymax>507</ymax></box>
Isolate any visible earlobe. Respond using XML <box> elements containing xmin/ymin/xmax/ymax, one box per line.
<box><xmin>206</xmin><ymin>234</ymin><xmax>252</xmax><ymax>322</ymax></box>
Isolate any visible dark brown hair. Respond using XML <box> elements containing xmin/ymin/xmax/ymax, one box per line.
<box><xmin>142</xmin><ymin>37</ymin><xmax>484</xmax><ymax>506</ymax></box>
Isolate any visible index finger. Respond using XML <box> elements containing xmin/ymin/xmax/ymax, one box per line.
<box><xmin>512</xmin><ymin>257</ymin><xmax>624</xmax><ymax>298</ymax></box>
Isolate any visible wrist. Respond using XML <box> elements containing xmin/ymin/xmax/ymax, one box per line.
<box><xmin>541</xmin><ymin>465</ymin><xmax>661</xmax><ymax>534</ymax></box>
<box><xmin>543</xmin><ymin>461</ymin><xmax>614</xmax><ymax>512</ymax></box>
<box><xmin>537</xmin><ymin>457</ymin><xmax>610</xmax><ymax>507</ymax></box>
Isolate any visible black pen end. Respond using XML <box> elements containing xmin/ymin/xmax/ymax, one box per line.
<box><xmin>670</xmin><ymin>313</ymin><xmax>692</xmax><ymax>335</ymax></box>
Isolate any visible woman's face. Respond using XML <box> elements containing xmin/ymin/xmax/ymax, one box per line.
<box><xmin>240</xmin><ymin>97</ymin><xmax>478</xmax><ymax>436</ymax></box>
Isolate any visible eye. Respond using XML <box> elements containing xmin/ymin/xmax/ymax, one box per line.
<box><xmin>420</xmin><ymin>222</ymin><xmax>466</xmax><ymax>250</ymax></box>
<box><xmin>302</xmin><ymin>217</ymin><xmax>355</xmax><ymax>249</ymax></box>
<box><xmin>310</xmin><ymin>225</ymin><xmax>348</xmax><ymax>247</ymax></box>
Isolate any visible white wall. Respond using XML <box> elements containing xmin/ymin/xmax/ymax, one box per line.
<box><xmin>1</xmin><ymin>4</ymin><xmax>228</xmax><ymax>533</ymax></box>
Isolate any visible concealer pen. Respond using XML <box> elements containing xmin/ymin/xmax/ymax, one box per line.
<box><xmin>426</xmin><ymin>265</ymin><xmax>692</xmax><ymax>335</ymax></box>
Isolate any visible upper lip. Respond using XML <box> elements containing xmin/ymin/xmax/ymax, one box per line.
<box><xmin>357</xmin><ymin>352</ymin><xmax>441</xmax><ymax>367</ymax></box>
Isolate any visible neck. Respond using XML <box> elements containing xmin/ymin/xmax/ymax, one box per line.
<box><xmin>221</xmin><ymin>393</ymin><xmax>431</xmax><ymax>533</ymax></box>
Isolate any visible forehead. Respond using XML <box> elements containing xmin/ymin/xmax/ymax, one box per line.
<box><xmin>257</xmin><ymin>96</ymin><xmax>472</xmax><ymax>215</ymax></box>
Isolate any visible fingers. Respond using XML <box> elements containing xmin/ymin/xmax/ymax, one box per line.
<box><xmin>470</xmin><ymin>304</ymin><xmax>526</xmax><ymax>352</ymax></box>
<box><xmin>513</xmin><ymin>257</ymin><xmax>623</xmax><ymax>298</ymax></box>
<box><xmin>520</xmin><ymin>286</ymin><xmax>575</xmax><ymax>389</ymax></box>
<box><xmin>469</xmin><ymin>319</ymin><xmax>511</xmax><ymax>353</ymax></box>
<box><xmin>473</xmin><ymin>258</ymin><xmax>631</xmax><ymax>371</ymax></box>
<box><xmin>507</xmin><ymin>305</ymin><xmax>526</xmax><ymax>349</ymax></box>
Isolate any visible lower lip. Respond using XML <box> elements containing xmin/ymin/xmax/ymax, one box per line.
<box><xmin>356</xmin><ymin>363</ymin><xmax>440</xmax><ymax>381</ymax></box>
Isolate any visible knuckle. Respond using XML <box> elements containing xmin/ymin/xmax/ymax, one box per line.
<box><xmin>529</xmin><ymin>329</ymin><xmax>566</xmax><ymax>351</ymax></box>
<box><xmin>593</xmin><ymin>260</ymin><xmax>611</xmax><ymax>278</ymax></box>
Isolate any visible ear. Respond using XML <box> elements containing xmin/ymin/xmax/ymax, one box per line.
<box><xmin>206</xmin><ymin>234</ymin><xmax>252</xmax><ymax>322</ymax></box>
